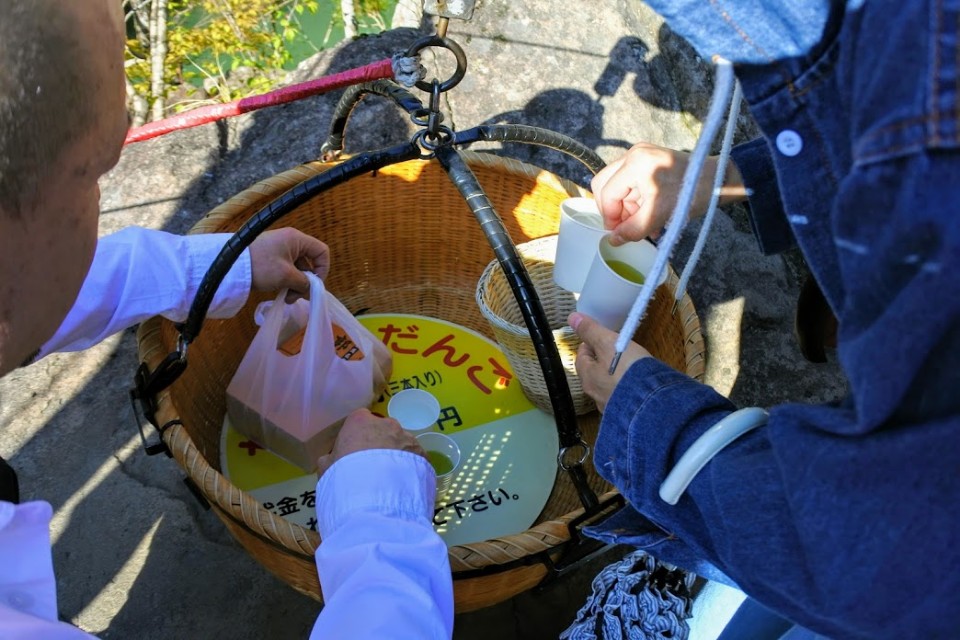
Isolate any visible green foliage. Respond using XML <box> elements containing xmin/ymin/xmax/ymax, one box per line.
<box><xmin>125</xmin><ymin>1</ymin><xmax>396</xmax><ymax>118</ymax></box>
<box><xmin>126</xmin><ymin>0</ymin><xmax>320</xmax><ymax>112</ymax></box>
<box><xmin>341</xmin><ymin>0</ymin><xmax>391</xmax><ymax>27</ymax></box>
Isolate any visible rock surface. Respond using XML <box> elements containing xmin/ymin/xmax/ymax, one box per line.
<box><xmin>0</xmin><ymin>1</ymin><xmax>845</xmax><ymax>638</ymax></box>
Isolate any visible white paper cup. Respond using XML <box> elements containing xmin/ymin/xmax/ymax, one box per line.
<box><xmin>415</xmin><ymin>432</ymin><xmax>461</xmax><ymax>503</ymax></box>
<box><xmin>576</xmin><ymin>235</ymin><xmax>668</xmax><ymax>331</ymax></box>
<box><xmin>553</xmin><ymin>197</ymin><xmax>608</xmax><ymax>293</ymax></box>
<box><xmin>387</xmin><ymin>388</ymin><xmax>441</xmax><ymax>434</ymax></box>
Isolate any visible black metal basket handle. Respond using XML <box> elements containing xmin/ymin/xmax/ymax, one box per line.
<box><xmin>435</xmin><ymin>145</ymin><xmax>599</xmax><ymax>510</ymax></box>
<box><xmin>129</xmin><ymin>141</ymin><xmax>421</xmax><ymax>434</ymax></box>
<box><xmin>180</xmin><ymin>142</ymin><xmax>421</xmax><ymax>344</ymax></box>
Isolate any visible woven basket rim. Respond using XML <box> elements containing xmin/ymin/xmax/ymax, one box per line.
<box><xmin>476</xmin><ymin>236</ymin><xmax>575</xmax><ymax>339</ymax></box>
<box><xmin>136</xmin><ymin>151</ymin><xmax>706</xmax><ymax>575</ymax></box>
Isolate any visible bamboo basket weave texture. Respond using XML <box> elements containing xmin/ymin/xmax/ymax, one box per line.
<box><xmin>476</xmin><ymin>235</ymin><xmax>596</xmax><ymax>415</ymax></box>
<box><xmin>135</xmin><ymin>151</ymin><xmax>706</xmax><ymax>613</ymax></box>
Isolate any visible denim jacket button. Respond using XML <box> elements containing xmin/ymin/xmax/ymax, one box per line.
<box><xmin>776</xmin><ymin>130</ymin><xmax>804</xmax><ymax>156</ymax></box>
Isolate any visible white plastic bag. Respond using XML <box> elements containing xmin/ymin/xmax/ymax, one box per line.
<box><xmin>226</xmin><ymin>272</ymin><xmax>391</xmax><ymax>471</ymax></box>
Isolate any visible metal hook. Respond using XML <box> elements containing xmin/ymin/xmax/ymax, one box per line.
<box><xmin>404</xmin><ymin>35</ymin><xmax>467</xmax><ymax>93</ymax></box>
<box><xmin>427</xmin><ymin>80</ymin><xmax>444</xmax><ymax>137</ymax></box>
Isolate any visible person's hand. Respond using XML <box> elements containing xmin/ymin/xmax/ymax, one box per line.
<box><xmin>569</xmin><ymin>311</ymin><xmax>651</xmax><ymax>412</ymax></box>
<box><xmin>248</xmin><ymin>228</ymin><xmax>331</xmax><ymax>303</ymax></box>
<box><xmin>316</xmin><ymin>409</ymin><xmax>426</xmax><ymax>479</ymax></box>
<box><xmin>591</xmin><ymin>142</ymin><xmax>746</xmax><ymax>246</ymax></box>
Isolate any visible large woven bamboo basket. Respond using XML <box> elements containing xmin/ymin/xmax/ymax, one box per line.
<box><xmin>136</xmin><ymin>151</ymin><xmax>706</xmax><ymax>613</ymax></box>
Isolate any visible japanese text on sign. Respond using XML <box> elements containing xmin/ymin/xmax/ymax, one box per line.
<box><xmin>433</xmin><ymin>487</ymin><xmax>520</xmax><ymax>525</ymax></box>
<box><xmin>376</xmin><ymin>323</ymin><xmax>514</xmax><ymax>395</ymax></box>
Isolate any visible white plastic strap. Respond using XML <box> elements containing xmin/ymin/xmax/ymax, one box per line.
<box><xmin>612</xmin><ymin>58</ymin><xmax>737</xmax><ymax>360</ymax></box>
<box><xmin>659</xmin><ymin>407</ymin><xmax>769</xmax><ymax>505</ymax></box>
<box><xmin>675</xmin><ymin>81</ymin><xmax>743</xmax><ymax>303</ymax></box>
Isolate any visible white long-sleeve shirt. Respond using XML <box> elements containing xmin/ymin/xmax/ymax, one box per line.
<box><xmin>0</xmin><ymin>227</ymin><xmax>453</xmax><ymax>639</ymax></box>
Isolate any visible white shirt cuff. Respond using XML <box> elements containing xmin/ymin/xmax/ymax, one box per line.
<box><xmin>187</xmin><ymin>233</ymin><xmax>251</xmax><ymax>320</ymax></box>
<box><xmin>315</xmin><ymin>450</ymin><xmax>436</xmax><ymax>538</ymax></box>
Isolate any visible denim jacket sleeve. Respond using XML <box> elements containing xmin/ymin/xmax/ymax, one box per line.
<box><xmin>591</xmin><ymin>136</ymin><xmax>960</xmax><ymax>640</ymax></box>
<box><xmin>591</xmin><ymin>349</ymin><xmax>960</xmax><ymax>640</ymax></box>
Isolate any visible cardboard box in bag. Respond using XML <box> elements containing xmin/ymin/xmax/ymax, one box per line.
<box><xmin>226</xmin><ymin>295</ymin><xmax>391</xmax><ymax>472</ymax></box>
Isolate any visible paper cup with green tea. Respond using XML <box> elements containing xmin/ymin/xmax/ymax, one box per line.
<box><xmin>415</xmin><ymin>431</ymin><xmax>461</xmax><ymax>503</ymax></box>
<box><xmin>553</xmin><ymin>197</ymin><xmax>608</xmax><ymax>293</ymax></box>
<box><xmin>576</xmin><ymin>235</ymin><xmax>667</xmax><ymax>331</ymax></box>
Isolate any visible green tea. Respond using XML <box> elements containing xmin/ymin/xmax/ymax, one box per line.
<box><xmin>605</xmin><ymin>259</ymin><xmax>647</xmax><ymax>284</ymax></box>
<box><xmin>426</xmin><ymin>450</ymin><xmax>454</xmax><ymax>475</ymax></box>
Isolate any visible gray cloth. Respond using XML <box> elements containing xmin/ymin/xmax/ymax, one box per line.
<box><xmin>561</xmin><ymin>551</ymin><xmax>694</xmax><ymax>640</ymax></box>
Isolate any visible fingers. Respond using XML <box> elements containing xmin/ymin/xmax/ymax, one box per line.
<box><xmin>569</xmin><ymin>311</ymin><xmax>617</xmax><ymax>361</ymax></box>
<box><xmin>297</xmin><ymin>234</ymin><xmax>330</xmax><ymax>281</ymax></box>
<box><xmin>592</xmin><ymin>142</ymin><xmax>697</xmax><ymax>243</ymax></box>
<box><xmin>337</xmin><ymin>408</ymin><xmax>423</xmax><ymax>457</ymax></box>
<box><xmin>284</xmin><ymin>229</ymin><xmax>330</xmax><ymax>286</ymax></box>
<box><xmin>250</xmin><ymin>228</ymin><xmax>331</xmax><ymax>299</ymax></box>
<box><xmin>284</xmin><ymin>266</ymin><xmax>311</xmax><ymax>296</ymax></box>
<box><xmin>571</xmin><ymin>312</ymin><xmax>614</xmax><ymax>412</ymax></box>
<box><xmin>592</xmin><ymin>159</ymin><xmax>634</xmax><ymax>230</ymax></box>
<box><xmin>571</xmin><ymin>311</ymin><xmax>652</xmax><ymax>413</ymax></box>
<box><xmin>316</xmin><ymin>453</ymin><xmax>334</xmax><ymax>479</ymax></box>
<box><xmin>405</xmin><ymin>439</ymin><xmax>427</xmax><ymax>459</ymax></box>
<box><xmin>594</xmin><ymin>170</ymin><xmax>659</xmax><ymax>243</ymax></box>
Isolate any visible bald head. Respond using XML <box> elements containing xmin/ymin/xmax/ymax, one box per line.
<box><xmin>0</xmin><ymin>1</ymin><xmax>96</xmax><ymax>216</ymax></box>
<box><xmin>0</xmin><ymin>0</ymin><xmax>127</xmax><ymax>375</ymax></box>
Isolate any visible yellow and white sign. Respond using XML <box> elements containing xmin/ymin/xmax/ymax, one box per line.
<box><xmin>221</xmin><ymin>314</ymin><xmax>560</xmax><ymax>547</ymax></box>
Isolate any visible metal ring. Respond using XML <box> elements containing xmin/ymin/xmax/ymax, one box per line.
<box><xmin>412</xmin><ymin>126</ymin><xmax>454</xmax><ymax>153</ymax></box>
<box><xmin>404</xmin><ymin>35</ymin><xmax>467</xmax><ymax>93</ymax></box>
<box><xmin>409</xmin><ymin>107</ymin><xmax>431</xmax><ymax>127</ymax></box>
<box><xmin>410</xmin><ymin>130</ymin><xmax>436</xmax><ymax>159</ymax></box>
<box><xmin>557</xmin><ymin>440</ymin><xmax>590</xmax><ymax>470</ymax></box>
<box><xmin>429</xmin><ymin>80</ymin><xmax>443</xmax><ymax>113</ymax></box>
<box><xmin>319</xmin><ymin>141</ymin><xmax>342</xmax><ymax>162</ymax></box>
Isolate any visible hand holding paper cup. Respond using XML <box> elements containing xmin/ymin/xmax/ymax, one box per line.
<box><xmin>553</xmin><ymin>197</ymin><xmax>608</xmax><ymax>293</ymax></box>
<box><xmin>576</xmin><ymin>235</ymin><xmax>668</xmax><ymax>331</ymax></box>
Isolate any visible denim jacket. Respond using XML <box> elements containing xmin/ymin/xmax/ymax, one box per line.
<box><xmin>587</xmin><ymin>1</ymin><xmax>960</xmax><ymax>638</ymax></box>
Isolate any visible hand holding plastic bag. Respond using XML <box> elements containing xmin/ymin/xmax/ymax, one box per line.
<box><xmin>226</xmin><ymin>272</ymin><xmax>392</xmax><ymax>470</ymax></box>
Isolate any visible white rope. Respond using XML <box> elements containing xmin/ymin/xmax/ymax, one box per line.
<box><xmin>391</xmin><ymin>53</ymin><xmax>425</xmax><ymax>88</ymax></box>
<box><xmin>610</xmin><ymin>58</ymin><xmax>737</xmax><ymax>371</ymax></box>
<box><xmin>674</xmin><ymin>80</ymin><xmax>743</xmax><ymax>304</ymax></box>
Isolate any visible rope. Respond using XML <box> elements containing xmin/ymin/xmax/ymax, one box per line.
<box><xmin>674</xmin><ymin>80</ymin><xmax>743</xmax><ymax>303</ymax></box>
<box><xmin>610</xmin><ymin>58</ymin><xmax>737</xmax><ymax>369</ymax></box>
<box><xmin>560</xmin><ymin>550</ymin><xmax>695</xmax><ymax>640</ymax></box>
<box><xmin>124</xmin><ymin>55</ymin><xmax>423</xmax><ymax>145</ymax></box>
<box><xmin>391</xmin><ymin>51</ymin><xmax>426</xmax><ymax>87</ymax></box>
